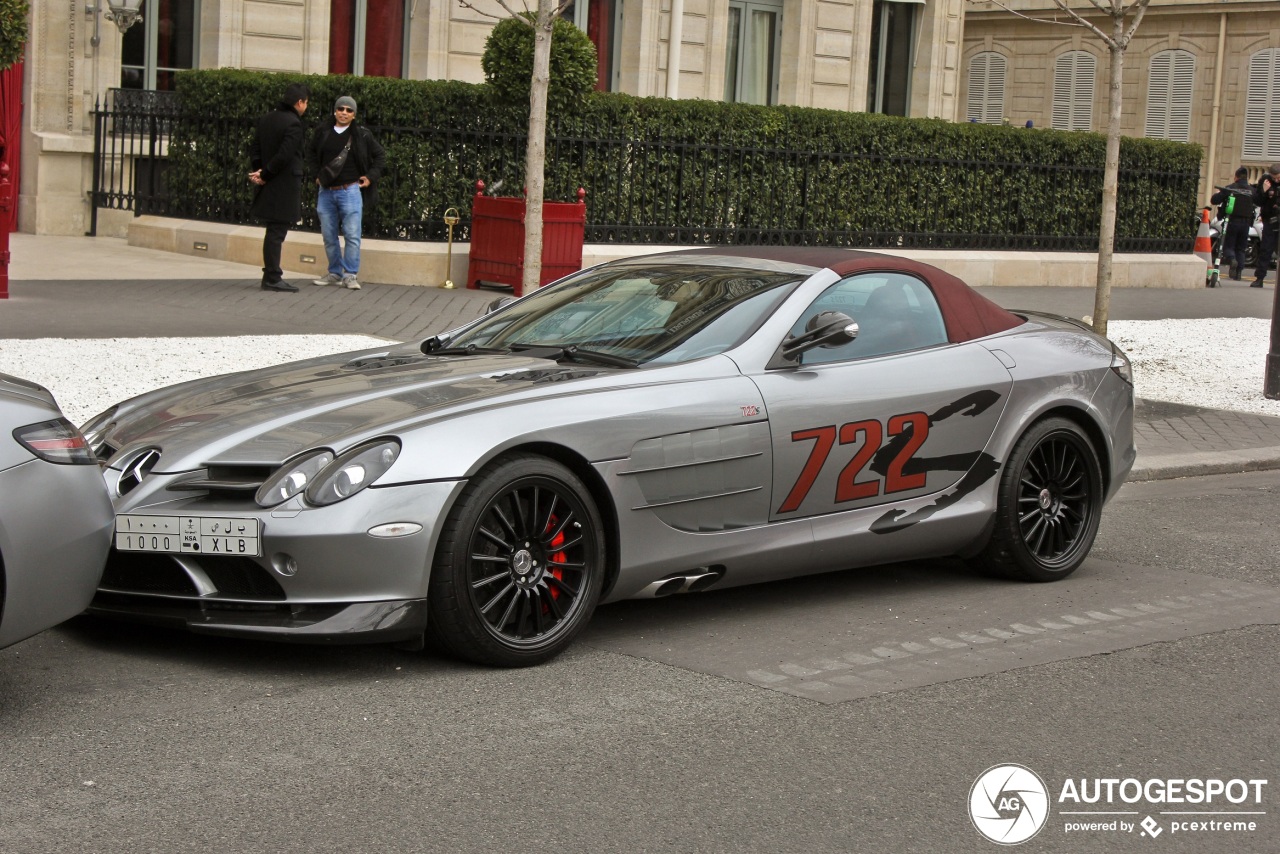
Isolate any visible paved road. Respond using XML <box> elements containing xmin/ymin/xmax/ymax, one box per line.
<box><xmin>3</xmin><ymin>266</ymin><xmax>1279</xmax><ymax>342</ymax></box>
<box><xmin>1</xmin><ymin>470</ymin><xmax>1276</xmax><ymax>852</ymax></box>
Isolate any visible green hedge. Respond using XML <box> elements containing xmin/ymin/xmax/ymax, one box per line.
<box><xmin>164</xmin><ymin>68</ymin><xmax>1201</xmax><ymax>250</ymax></box>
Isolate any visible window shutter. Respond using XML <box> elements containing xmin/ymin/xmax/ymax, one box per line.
<box><xmin>1053</xmin><ymin>51</ymin><xmax>1095</xmax><ymax>131</ymax></box>
<box><xmin>1243</xmin><ymin>48</ymin><xmax>1280</xmax><ymax>160</ymax></box>
<box><xmin>1145</xmin><ymin>49</ymin><xmax>1194</xmax><ymax>142</ymax></box>
<box><xmin>1145</xmin><ymin>52</ymin><xmax>1171</xmax><ymax>137</ymax></box>
<box><xmin>1071</xmin><ymin>52</ymin><xmax>1095</xmax><ymax>131</ymax></box>
<box><xmin>967</xmin><ymin>52</ymin><xmax>1006</xmax><ymax>124</ymax></box>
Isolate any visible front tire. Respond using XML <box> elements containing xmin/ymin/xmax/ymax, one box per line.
<box><xmin>975</xmin><ymin>417</ymin><xmax>1103</xmax><ymax>582</ymax></box>
<box><xmin>427</xmin><ymin>454</ymin><xmax>606</xmax><ymax>666</ymax></box>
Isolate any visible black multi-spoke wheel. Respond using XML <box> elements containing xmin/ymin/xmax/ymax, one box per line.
<box><xmin>975</xmin><ymin>417</ymin><xmax>1103</xmax><ymax>582</ymax></box>
<box><xmin>427</xmin><ymin>454</ymin><xmax>605</xmax><ymax>666</ymax></box>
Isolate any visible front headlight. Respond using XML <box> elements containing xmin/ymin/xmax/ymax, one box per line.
<box><xmin>255</xmin><ymin>449</ymin><xmax>336</xmax><ymax>507</ymax></box>
<box><xmin>304</xmin><ymin>439</ymin><xmax>401</xmax><ymax>506</ymax></box>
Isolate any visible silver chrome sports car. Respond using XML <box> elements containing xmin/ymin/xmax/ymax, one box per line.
<box><xmin>1</xmin><ymin>374</ymin><xmax>114</xmax><ymax>650</ymax></box>
<box><xmin>85</xmin><ymin>249</ymin><xmax>1135</xmax><ymax>666</ymax></box>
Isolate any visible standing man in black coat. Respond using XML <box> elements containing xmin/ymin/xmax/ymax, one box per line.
<box><xmin>1210</xmin><ymin>166</ymin><xmax>1256</xmax><ymax>281</ymax></box>
<box><xmin>249</xmin><ymin>82</ymin><xmax>310</xmax><ymax>292</ymax></box>
<box><xmin>1252</xmin><ymin>163</ymin><xmax>1280</xmax><ymax>288</ymax></box>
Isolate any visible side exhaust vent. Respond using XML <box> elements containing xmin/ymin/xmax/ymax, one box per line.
<box><xmin>638</xmin><ymin>567</ymin><xmax>726</xmax><ymax>598</ymax></box>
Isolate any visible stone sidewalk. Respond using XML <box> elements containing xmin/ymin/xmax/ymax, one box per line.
<box><xmin>4</xmin><ymin>234</ymin><xmax>1280</xmax><ymax>482</ymax></box>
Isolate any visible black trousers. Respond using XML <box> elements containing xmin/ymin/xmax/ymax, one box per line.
<box><xmin>261</xmin><ymin>221</ymin><xmax>291</xmax><ymax>283</ymax></box>
<box><xmin>1256</xmin><ymin>218</ymin><xmax>1278</xmax><ymax>281</ymax></box>
<box><xmin>1222</xmin><ymin>218</ymin><xmax>1251</xmax><ymax>272</ymax></box>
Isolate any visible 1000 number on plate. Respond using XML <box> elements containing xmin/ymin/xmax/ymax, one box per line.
<box><xmin>115</xmin><ymin>514</ymin><xmax>262</xmax><ymax>556</ymax></box>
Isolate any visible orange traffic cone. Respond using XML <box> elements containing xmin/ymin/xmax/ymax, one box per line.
<box><xmin>1194</xmin><ymin>207</ymin><xmax>1214</xmax><ymax>264</ymax></box>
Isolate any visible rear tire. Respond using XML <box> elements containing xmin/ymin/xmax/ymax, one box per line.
<box><xmin>974</xmin><ymin>417</ymin><xmax>1103</xmax><ymax>582</ymax></box>
<box><xmin>427</xmin><ymin>454</ymin><xmax>605</xmax><ymax>666</ymax></box>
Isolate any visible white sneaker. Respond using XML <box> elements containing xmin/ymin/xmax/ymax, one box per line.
<box><xmin>313</xmin><ymin>273</ymin><xmax>342</xmax><ymax>286</ymax></box>
<box><xmin>342</xmin><ymin>275</ymin><xmax>361</xmax><ymax>290</ymax></box>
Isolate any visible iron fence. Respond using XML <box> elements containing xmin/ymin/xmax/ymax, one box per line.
<box><xmin>92</xmin><ymin>90</ymin><xmax>1197</xmax><ymax>253</ymax></box>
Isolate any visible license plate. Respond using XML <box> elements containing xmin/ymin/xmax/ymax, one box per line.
<box><xmin>115</xmin><ymin>514</ymin><xmax>262</xmax><ymax>557</ymax></box>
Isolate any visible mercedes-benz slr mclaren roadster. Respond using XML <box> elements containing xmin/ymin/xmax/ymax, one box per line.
<box><xmin>84</xmin><ymin>248</ymin><xmax>1135</xmax><ymax>666</ymax></box>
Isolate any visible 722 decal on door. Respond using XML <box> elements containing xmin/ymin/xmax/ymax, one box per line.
<box><xmin>778</xmin><ymin>411</ymin><xmax>930</xmax><ymax>513</ymax></box>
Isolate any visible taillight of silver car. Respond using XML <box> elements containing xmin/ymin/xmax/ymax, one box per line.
<box><xmin>1110</xmin><ymin>346</ymin><xmax>1134</xmax><ymax>386</ymax></box>
<box><xmin>13</xmin><ymin>418</ymin><xmax>98</xmax><ymax>465</ymax></box>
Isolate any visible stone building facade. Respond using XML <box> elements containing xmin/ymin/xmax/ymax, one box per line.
<box><xmin>962</xmin><ymin>0</ymin><xmax>1280</xmax><ymax>202</ymax></box>
<box><xmin>22</xmin><ymin>0</ymin><xmax>966</xmax><ymax>235</ymax></box>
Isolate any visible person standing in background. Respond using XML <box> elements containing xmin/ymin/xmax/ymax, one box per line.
<box><xmin>1251</xmin><ymin>163</ymin><xmax>1280</xmax><ymax>288</ymax></box>
<box><xmin>249</xmin><ymin>82</ymin><xmax>310</xmax><ymax>293</ymax></box>
<box><xmin>308</xmin><ymin>95</ymin><xmax>385</xmax><ymax>291</ymax></box>
<box><xmin>1210</xmin><ymin>167</ymin><xmax>1256</xmax><ymax>282</ymax></box>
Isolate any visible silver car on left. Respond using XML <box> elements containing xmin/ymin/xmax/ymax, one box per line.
<box><xmin>0</xmin><ymin>373</ymin><xmax>113</xmax><ymax>650</ymax></box>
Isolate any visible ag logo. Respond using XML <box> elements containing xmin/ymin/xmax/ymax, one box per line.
<box><xmin>969</xmin><ymin>764</ymin><xmax>1050</xmax><ymax>845</ymax></box>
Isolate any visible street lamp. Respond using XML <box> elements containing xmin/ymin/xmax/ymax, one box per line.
<box><xmin>104</xmin><ymin>0</ymin><xmax>145</xmax><ymax>34</ymax></box>
<box><xmin>88</xmin><ymin>0</ymin><xmax>144</xmax><ymax>47</ymax></box>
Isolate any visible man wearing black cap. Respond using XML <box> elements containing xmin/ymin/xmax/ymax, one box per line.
<box><xmin>308</xmin><ymin>95</ymin><xmax>385</xmax><ymax>291</ymax></box>
<box><xmin>249</xmin><ymin>81</ymin><xmax>310</xmax><ymax>292</ymax></box>
<box><xmin>1252</xmin><ymin>163</ymin><xmax>1280</xmax><ymax>288</ymax></box>
<box><xmin>1211</xmin><ymin>166</ymin><xmax>1256</xmax><ymax>281</ymax></box>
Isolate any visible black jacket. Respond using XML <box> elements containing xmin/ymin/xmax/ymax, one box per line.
<box><xmin>308</xmin><ymin>118</ymin><xmax>387</xmax><ymax>208</ymax></box>
<box><xmin>1211</xmin><ymin>178</ymin><xmax>1256</xmax><ymax>221</ymax></box>
<box><xmin>249</xmin><ymin>104</ymin><xmax>305</xmax><ymax>223</ymax></box>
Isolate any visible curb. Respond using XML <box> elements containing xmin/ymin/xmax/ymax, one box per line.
<box><xmin>1128</xmin><ymin>445</ymin><xmax>1280</xmax><ymax>482</ymax></box>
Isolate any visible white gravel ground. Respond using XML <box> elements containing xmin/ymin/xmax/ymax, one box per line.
<box><xmin>1106</xmin><ymin>318</ymin><xmax>1280</xmax><ymax>417</ymax></box>
<box><xmin>1</xmin><ymin>320</ymin><xmax>1279</xmax><ymax>426</ymax></box>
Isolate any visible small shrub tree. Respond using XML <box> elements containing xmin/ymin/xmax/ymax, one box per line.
<box><xmin>482</xmin><ymin>12</ymin><xmax>597</xmax><ymax>115</ymax></box>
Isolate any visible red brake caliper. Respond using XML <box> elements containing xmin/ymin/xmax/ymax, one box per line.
<box><xmin>544</xmin><ymin>514</ymin><xmax>566</xmax><ymax>605</ymax></box>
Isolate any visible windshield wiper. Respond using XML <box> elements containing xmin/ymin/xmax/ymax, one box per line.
<box><xmin>425</xmin><ymin>344</ymin><xmax>512</xmax><ymax>357</ymax></box>
<box><xmin>556</xmin><ymin>346</ymin><xmax>639</xmax><ymax>368</ymax></box>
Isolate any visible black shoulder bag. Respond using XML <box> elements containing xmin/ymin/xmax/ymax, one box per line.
<box><xmin>318</xmin><ymin>133</ymin><xmax>353</xmax><ymax>186</ymax></box>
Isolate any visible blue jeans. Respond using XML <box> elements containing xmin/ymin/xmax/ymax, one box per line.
<box><xmin>317</xmin><ymin>184</ymin><xmax>363</xmax><ymax>276</ymax></box>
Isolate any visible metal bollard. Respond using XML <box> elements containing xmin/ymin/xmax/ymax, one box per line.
<box><xmin>440</xmin><ymin>207</ymin><xmax>460</xmax><ymax>289</ymax></box>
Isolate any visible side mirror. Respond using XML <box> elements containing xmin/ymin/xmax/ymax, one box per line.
<box><xmin>485</xmin><ymin>296</ymin><xmax>517</xmax><ymax>315</ymax></box>
<box><xmin>769</xmin><ymin>311</ymin><xmax>859</xmax><ymax>368</ymax></box>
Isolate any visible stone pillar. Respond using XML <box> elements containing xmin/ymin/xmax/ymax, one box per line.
<box><xmin>21</xmin><ymin>0</ymin><xmax>96</xmax><ymax>235</ymax></box>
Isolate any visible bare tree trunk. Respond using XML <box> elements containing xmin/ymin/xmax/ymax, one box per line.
<box><xmin>1091</xmin><ymin>19</ymin><xmax>1126</xmax><ymax>338</ymax></box>
<box><xmin>521</xmin><ymin>1</ymin><xmax>555</xmax><ymax>295</ymax></box>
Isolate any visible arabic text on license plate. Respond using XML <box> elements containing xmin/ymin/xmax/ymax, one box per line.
<box><xmin>115</xmin><ymin>515</ymin><xmax>262</xmax><ymax>557</ymax></box>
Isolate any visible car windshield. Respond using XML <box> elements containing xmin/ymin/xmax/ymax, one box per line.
<box><xmin>446</xmin><ymin>263</ymin><xmax>802</xmax><ymax>365</ymax></box>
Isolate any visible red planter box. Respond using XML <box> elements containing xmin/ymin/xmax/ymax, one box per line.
<box><xmin>467</xmin><ymin>181</ymin><xmax>586</xmax><ymax>297</ymax></box>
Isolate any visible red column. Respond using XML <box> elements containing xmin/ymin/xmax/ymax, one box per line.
<box><xmin>0</xmin><ymin>156</ymin><xmax>9</xmax><ymax>299</ymax></box>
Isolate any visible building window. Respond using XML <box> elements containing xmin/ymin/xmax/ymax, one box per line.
<box><xmin>724</xmin><ymin>0</ymin><xmax>782</xmax><ymax>105</ymax></box>
<box><xmin>565</xmin><ymin>0</ymin><xmax>620</xmax><ymax>91</ymax></box>
<box><xmin>329</xmin><ymin>0</ymin><xmax>408</xmax><ymax>77</ymax></box>
<box><xmin>1051</xmin><ymin>50</ymin><xmax>1096</xmax><ymax>131</ymax></box>
<box><xmin>1145</xmin><ymin>49</ymin><xmax>1194</xmax><ymax>142</ymax></box>
<box><xmin>1243</xmin><ymin>48</ymin><xmax>1280</xmax><ymax>160</ymax></box>
<box><xmin>867</xmin><ymin>0</ymin><xmax>920</xmax><ymax>116</ymax></box>
<box><xmin>120</xmin><ymin>0</ymin><xmax>198</xmax><ymax>91</ymax></box>
<box><xmin>966</xmin><ymin>51</ymin><xmax>1007</xmax><ymax>124</ymax></box>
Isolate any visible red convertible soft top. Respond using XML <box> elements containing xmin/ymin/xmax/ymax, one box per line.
<box><xmin>677</xmin><ymin>246</ymin><xmax>1026</xmax><ymax>344</ymax></box>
